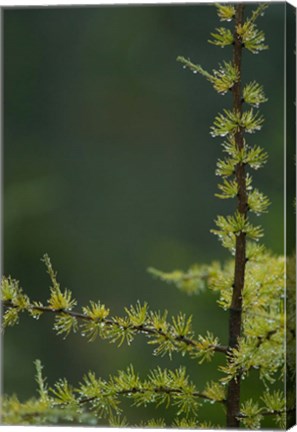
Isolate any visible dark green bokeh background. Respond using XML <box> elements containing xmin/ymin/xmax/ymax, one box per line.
<box><xmin>3</xmin><ymin>3</ymin><xmax>287</xmax><ymax>426</ymax></box>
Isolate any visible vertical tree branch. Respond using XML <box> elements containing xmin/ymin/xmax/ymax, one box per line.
<box><xmin>226</xmin><ymin>4</ymin><xmax>246</xmax><ymax>428</ymax></box>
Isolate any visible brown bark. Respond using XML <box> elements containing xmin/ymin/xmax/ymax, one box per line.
<box><xmin>226</xmin><ymin>4</ymin><xmax>247</xmax><ymax>428</ymax></box>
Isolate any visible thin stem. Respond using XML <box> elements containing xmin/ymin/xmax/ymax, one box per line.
<box><xmin>78</xmin><ymin>385</ymin><xmax>224</xmax><ymax>405</ymax></box>
<box><xmin>2</xmin><ymin>300</ymin><xmax>227</xmax><ymax>354</ymax></box>
<box><xmin>237</xmin><ymin>408</ymin><xmax>295</xmax><ymax>419</ymax></box>
<box><xmin>226</xmin><ymin>3</ymin><xmax>246</xmax><ymax>429</ymax></box>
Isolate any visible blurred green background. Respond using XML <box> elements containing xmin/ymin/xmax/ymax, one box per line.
<box><xmin>3</xmin><ymin>3</ymin><xmax>289</xmax><ymax>427</ymax></box>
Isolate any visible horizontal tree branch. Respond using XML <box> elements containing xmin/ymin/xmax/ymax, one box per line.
<box><xmin>237</xmin><ymin>408</ymin><xmax>295</xmax><ymax>418</ymax></box>
<box><xmin>78</xmin><ymin>385</ymin><xmax>222</xmax><ymax>405</ymax></box>
<box><xmin>2</xmin><ymin>300</ymin><xmax>228</xmax><ymax>355</ymax></box>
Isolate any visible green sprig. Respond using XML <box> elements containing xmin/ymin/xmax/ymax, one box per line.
<box><xmin>177</xmin><ymin>57</ymin><xmax>239</xmax><ymax>95</ymax></box>
<box><xmin>215</xmin><ymin>4</ymin><xmax>235</xmax><ymax>22</ymax></box>
<box><xmin>209</xmin><ymin>27</ymin><xmax>234</xmax><ymax>47</ymax></box>
<box><xmin>243</xmin><ymin>82</ymin><xmax>268</xmax><ymax>107</ymax></box>
<box><xmin>210</xmin><ymin>109</ymin><xmax>264</xmax><ymax>137</ymax></box>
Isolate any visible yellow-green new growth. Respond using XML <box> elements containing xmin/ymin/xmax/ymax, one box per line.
<box><xmin>1</xmin><ymin>3</ymin><xmax>293</xmax><ymax>429</ymax></box>
<box><xmin>177</xmin><ymin>57</ymin><xmax>239</xmax><ymax>95</ymax></box>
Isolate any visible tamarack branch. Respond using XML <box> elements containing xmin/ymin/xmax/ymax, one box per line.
<box><xmin>1</xmin><ymin>3</ymin><xmax>295</xmax><ymax>429</ymax></box>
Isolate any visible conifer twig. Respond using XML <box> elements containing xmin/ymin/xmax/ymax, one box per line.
<box><xmin>78</xmin><ymin>386</ymin><xmax>222</xmax><ymax>405</ymax></box>
<box><xmin>2</xmin><ymin>299</ymin><xmax>228</xmax><ymax>354</ymax></box>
